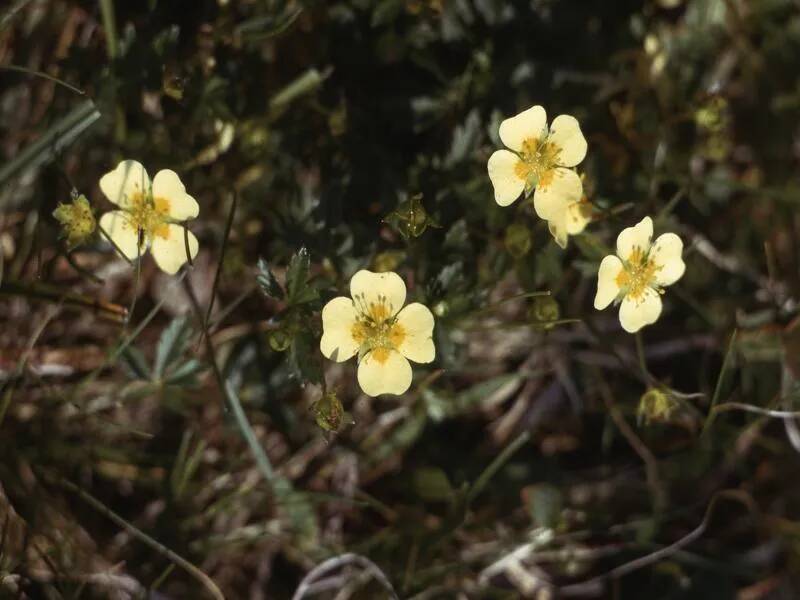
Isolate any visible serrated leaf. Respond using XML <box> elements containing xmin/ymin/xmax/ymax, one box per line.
<box><xmin>285</xmin><ymin>247</ymin><xmax>319</xmax><ymax>305</ymax></box>
<box><xmin>256</xmin><ymin>257</ymin><xmax>284</xmax><ymax>300</ymax></box>
<box><xmin>154</xmin><ymin>317</ymin><xmax>192</xmax><ymax>379</ymax></box>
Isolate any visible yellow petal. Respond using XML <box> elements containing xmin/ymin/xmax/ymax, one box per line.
<box><xmin>350</xmin><ymin>270</ymin><xmax>406</xmax><ymax>319</ymax></box>
<box><xmin>99</xmin><ymin>160</ymin><xmax>150</xmax><ymax>209</ymax></box>
<box><xmin>487</xmin><ymin>149</ymin><xmax>525</xmax><ymax>207</ymax></box>
<box><xmin>498</xmin><ymin>105</ymin><xmax>547</xmax><ymax>152</ymax></box>
<box><xmin>547</xmin><ymin>218</ymin><xmax>568</xmax><ymax>248</ymax></box>
<box><xmin>533</xmin><ymin>167</ymin><xmax>582</xmax><ymax>221</ymax></box>
<box><xmin>99</xmin><ymin>210</ymin><xmax>145</xmax><ymax>260</ymax></box>
<box><xmin>548</xmin><ymin>114</ymin><xmax>587</xmax><ymax>167</ymax></box>
<box><xmin>594</xmin><ymin>255</ymin><xmax>624</xmax><ymax>309</ymax></box>
<box><xmin>619</xmin><ymin>287</ymin><xmax>662</xmax><ymax>333</ymax></box>
<box><xmin>650</xmin><ymin>233</ymin><xmax>685</xmax><ymax>286</ymax></box>
<box><xmin>564</xmin><ymin>200</ymin><xmax>592</xmax><ymax>235</ymax></box>
<box><xmin>394</xmin><ymin>302</ymin><xmax>435</xmax><ymax>363</ymax></box>
<box><xmin>320</xmin><ymin>296</ymin><xmax>360</xmax><ymax>362</ymax></box>
<box><xmin>150</xmin><ymin>224</ymin><xmax>199</xmax><ymax>274</ymax></box>
<box><xmin>616</xmin><ymin>216</ymin><xmax>653</xmax><ymax>261</ymax></box>
<box><xmin>357</xmin><ymin>348</ymin><xmax>412</xmax><ymax>396</ymax></box>
<box><xmin>151</xmin><ymin>169</ymin><xmax>199</xmax><ymax>221</ymax></box>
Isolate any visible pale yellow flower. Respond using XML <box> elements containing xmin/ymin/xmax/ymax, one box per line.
<box><xmin>487</xmin><ymin>105</ymin><xmax>588</xmax><ymax>247</ymax></box>
<box><xmin>98</xmin><ymin>160</ymin><xmax>199</xmax><ymax>274</ymax></box>
<box><xmin>594</xmin><ymin>216</ymin><xmax>685</xmax><ymax>333</ymax></box>
<box><xmin>320</xmin><ymin>270</ymin><xmax>435</xmax><ymax>397</ymax></box>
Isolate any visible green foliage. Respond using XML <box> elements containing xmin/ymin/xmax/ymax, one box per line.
<box><xmin>4</xmin><ymin>0</ymin><xmax>800</xmax><ymax>598</ymax></box>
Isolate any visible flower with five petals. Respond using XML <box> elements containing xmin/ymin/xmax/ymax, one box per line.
<box><xmin>320</xmin><ymin>270</ymin><xmax>435</xmax><ymax>397</ymax></box>
<box><xmin>98</xmin><ymin>160</ymin><xmax>199</xmax><ymax>274</ymax></box>
<box><xmin>593</xmin><ymin>216</ymin><xmax>685</xmax><ymax>333</ymax></box>
<box><xmin>487</xmin><ymin>105</ymin><xmax>589</xmax><ymax>247</ymax></box>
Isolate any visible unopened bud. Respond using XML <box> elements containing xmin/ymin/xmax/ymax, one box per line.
<box><xmin>505</xmin><ymin>223</ymin><xmax>532</xmax><ymax>258</ymax></box>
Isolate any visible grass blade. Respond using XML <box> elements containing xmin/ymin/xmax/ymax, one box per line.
<box><xmin>0</xmin><ymin>99</ymin><xmax>101</xmax><ymax>192</ymax></box>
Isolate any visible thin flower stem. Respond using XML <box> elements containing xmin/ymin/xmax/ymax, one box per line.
<box><xmin>97</xmin><ymin>223</ymin><xmax>134</xmax><ymax>266</ymax></box>
<box><xmin>203</xmin><ymin>192</ymin><xmax>237</xmax><ymax>338</ymax></box>
<box><xmin>702</xmin><ymin>330</ymin><xmax>738</xmax><ymax>436</ymax></box>
<box><xmin>125</xmin><ymin>239</ymin><xmax>143</xmax><ymax>331</ymax></box>
<box><xmin>595</xmin><ymin>368</ymin><xmax>666</xmax><ymax>518</ymax></box>
<box><xmin>64</xmin><ymin>250</ymin><xmax>103</xmax><ymax>283</ymax></box>
<box><xmin>98</xmin><ymin>0</ymin><xmax>118</xmax><ymax>59</ymax></box>
<box><xmin>558</xmin><ymin>489</ymin><xmax>757</xmax><ymax>596</ymax></box>
<box><xmin>0</xmin><ymin>64</ymin><xmax>85</xmax><ymax>95</ymax></box>
<box><xmin>710</xmin><ymin>401</ymin><xmax>800</xmax><ymax>420</ymax></box>
<box><xmin>462</xmin><ymin>290</ymin><xmax>551</xmax><ymax>321</ymax></box>
<box><xmin>182</xmin><ymin>224</ymin><xmax>194</xmax><ymax>269</ymax></box>
<box><xmin>635</xmin><ymin>331</ymin><xmax>650</xmax><ymax>381</ymax></box>
<box><xmin>466</xmin><ymin>431</ymin><xmax>530</xmax><ymax>506</ymax></box>
<box><xmin>57</xmin><ymin>478</ymin><xmax>224</xmax><ymax>600</ymax></box>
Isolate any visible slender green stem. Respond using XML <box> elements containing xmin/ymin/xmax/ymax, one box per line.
<box><xmin>125</xmin><ymin>242</ymin><xmax>143</xmax><ymax>332</ymax></box>
<box><xmin>203</xmin><ymin>193</ymin><xmax>237</xmax><ymax>335</ymax></box>
<box><xmin>58</xmin><ymin>478</ymin><xmax>224</xmax><ymax>600</ymax></box>
<box><xmin>466</xmin><ymin>431</ymin><xmax>530</xmax><ymax>506</ymax></box>
<box><xmin>702</xmin><ymin>330</ymin><xmax>738</xmax><ymax>436</ymax></box>
<box><xmin>635</xmin><ymin>332</ymin><xmax>649</xmax><ymax>381</ymax></box>
<box><xmin>97</xmin><ymin>223</ymin><xmax>134</xmax><ymax>266</ymax></box>
<box><xmin>559</xmin><ymin>489</ymin><xmax>756</xmax><ymax>596</ymax></box>
<box><xmin>0</xmin><ymin>65</ymin><xmax>85</xmax><ymax>95</ymax></box>
<box><xmin>98</xmin><ymin>0</ymin><xmax>118</xmax><ymax>59</ymax></box>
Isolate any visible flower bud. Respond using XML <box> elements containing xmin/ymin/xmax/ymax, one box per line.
<box><xmin>269</xmin><ymin>328</ymin><xmax>293</xmax><ymax>352</ymax></box>
<box><xmin>311</xmin><ymin>391</ymin><xmax>346</xmax><ymax>433</ymax></box>
<box><xmin>504</xmin><ymin>223</ymin><xmax>532</xmax><ymax>258</ymax></box>
<box><xmin>637</xmin><ymin>388</ymin><xmax>678</xmax><ymax>425</ymax></box>
<box><xmin>529</xmin><ymin>296</ymin><xmax>559</xmax><ymax>330</ymax></box>
<box><xmin>383</xmin><ymin>194</ymin><xmax>438</xmax><ymax>240</ymax></box>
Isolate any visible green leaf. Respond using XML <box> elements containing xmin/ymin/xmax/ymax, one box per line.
<box><xmin>256</xmin><ymin>257</ymin><xmax>284</xmax><ymax>300</ymax></box>
<box><xmin>413</xmin><ymin>467</ymin><xmax>454</xmax><ymax>503</ymax></box>
<box><xmin>154</xmin><ymin>317</ymin><xmax>192</xmax><ymax>379</ymax></box>
<box><xmin>422</xmin><ymin>373</ymin><xmax>521</xmax><ymax>422</ymax></box>
<box><xmin>164</xmin><ymin>359</ymin><xmax>204</xmax><ymax>386</ymax></box>
<box><xmin>285</xmin><ymin>247</ymin><xmax>319</xmax><ymax>305</ymax></box>
<box><xmin>0</xmin><ymin>99</ymin><xmax>100</xmax><ymax>196</ymax></box>
<box><xmin>288</xmin><ymin>329</ymin><xmax>323</xmax><ymax>385</ymax></box>
<box><xmin>525</xmin><ymin>484</ymin><xmax>563</xmax><ymax>529</ymax></box>
<box><xmin>120</xmin><ymin>346</ymin><xmax>151</xmax><ymax>380</ymax></box>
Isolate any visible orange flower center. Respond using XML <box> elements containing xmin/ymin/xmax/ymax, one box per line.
<box><xmin>514</xmin><ymin>137</ymin><xmax>560</xmax><ymax>190</ymax></box>
<box><xmin>615</xmin><ymin>246</ymin><xmax>660</xmax><ymax>300</ymax></box>
<box><xmin>351</xmin><ymin>293</ymin><xmax>406</xmax><ymax>360</ymax></box>
<box><xmin>126</xmin><ymin>193</ymin><xmax>172</xmax><ymax>240</ymax></box>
